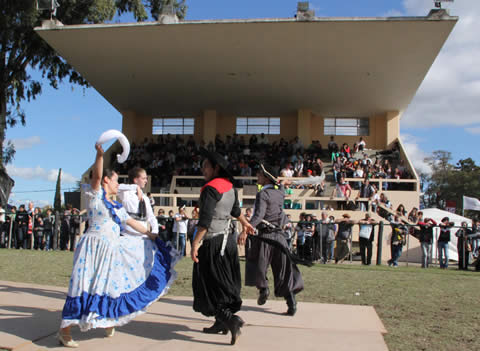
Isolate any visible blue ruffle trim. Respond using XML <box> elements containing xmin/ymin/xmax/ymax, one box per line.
<box><xmin>62</xmin><ymin>238</ymin><xmax>174</xmax><ymax>321</ymax></box>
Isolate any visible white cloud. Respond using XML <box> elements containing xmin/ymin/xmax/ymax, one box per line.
<box><xmin>400</xmin><ymin>134</ymin><xmax>432</xmax><ymax>175</ymax></box>
<box><xmin>465</xmin><ymin>126</ymin><xmax>480</xmax><ymax>135</ymax></box>
<box><xmin>8</xmin><ymin>136</ymin><xmax>43</xmax><ymax>150</ymax></box>
<box><xmin>397</xmin><ymin>0</ymin><xmax>480</xmax><ymax>128</ymax></box>
<box><xmin>6</xmin><ymin>165</ymin><xmax>78</xmax><ymax>184</ymax></box>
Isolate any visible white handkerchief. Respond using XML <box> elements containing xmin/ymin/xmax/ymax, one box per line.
<box><xmin>96</xmin><ymin>129</ymin><xmax>130</xmax><ymax>163</ymax></box>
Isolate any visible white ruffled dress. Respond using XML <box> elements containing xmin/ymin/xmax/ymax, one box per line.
<box><xmin>60</xmin><ymin>184</ymin><xmax>179</xmax><ymax>331</ymax></box>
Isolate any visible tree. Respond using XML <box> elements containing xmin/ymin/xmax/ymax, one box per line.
<box><xmin>0</xmin><ymin>0</ymin><xmax>187</xmax><ymax>169</ymax></box>
<box><xmin>423</xmin><ymin>151</ymin><xmax>480</xmax><ymax>214</ymax></box>
<box><xmin>54</xmin><ymin>168</ymin><xmax>62</xmax><ymax>210</ymax></box>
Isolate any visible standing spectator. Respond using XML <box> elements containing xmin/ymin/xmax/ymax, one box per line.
<box><xmin>470</xmin><ymin>219</ymin><xmax>480</xmax><ymax>261</ymax></box>
<box><xmin>438</xmin><ymin>217</ymin><xmax>452</xmax><ymax>269</ymax></box>
<box><xmin>27</xmin><ymin>201</ymin><xmax>34</xmax><ymax>215</ymax></box>
<box><xmin>335</xmin><ymin>214</ymin><xmax>354</xmax><ymax>263</ymax></box>
<box><xmin>166</xmin><ymin>210</ymin><xmax>175</xmax><ymax>245</ymax></box>
<box><xmin>147</xmin><ymin>192</ymin><xmax>155</xmax><ymax>207</ymax></box>
<box><xmin>15</xmin><ymin>205</ymin><xmax>29</xmax><ymax>249</ymax></box>
<box><xmin>43</xmin><ymin>209</ymin><xmax>55</xmax><ymax>251</ymax></box>
<box><xmin>356</xmin><ymin>178</ymin><xmax>375</xmax><ymax>212</ymax></box>
<box><xmin>302</xmin><ymin>214</ymin><xmax>315</xmax><ymax>261</ymax></box>
<box><xmin>388</xmin><ymin>215</ymin><xmax>407</xmax><ymax>267</ymax></box>
<box><xmin>60</xmin><ymin>204</ymin><xmax>72</xmax><ymax>250</ymax></box>
<box><xmin>70</xmin><ymin>208</ymin><xmax>81</xmax><ymax>251</ymax></box>
<box><xmin>408</xmin><ymin>207</ymin><xmax>419</xmax><ymax>223</ymax></box>
<box><xmin>173</xmin><ymin>205</ymin><xmax>188</xmax><ymax>256</ymax></box>
<box><xmin>316</xmin><ymin>212</ymin><xmax>330</xmax><ymax>263</ymax></box>
<box><xmin>416</xmin><ymin>212</ymin><xmax>436</xmax><ymax>268</ymax></box>
<box><xmin>328</xmin><ymin>136</ymin><xmax>338</xmax><ymax>156</ymax></box>
<box><xmin>156</xmin><ymin>209</ymin><xmax>169</xmax><ymax>243</ymax></box>
<box><xmin>456</xmin><ymin>222</ymin><xmax>471</xmax><ymax>271</ymax></box>
<box><xmin>331</xmin><ymin>176</ymin><xmax>352</xmax><ymax>210</ymax></box>
<box><xmin>294</xmin><ymin>213</ymin><xmax>306</xmax><ymax>259</ymax></box>
<box><xmin>33</xmin><ymin>207</ymin><xmax>44</xmax><ymax>250</ymax></box>
<box><xmin>6</xmin><ymin>206</ymin><xmax>16</xmax><ymax>248</ymax></box>
<box><xmin>187</xmin><ymin>208</ymin><xmax>199</xmax><ymax>249</ymax></box>
<box><xmin>358</xmin><ymin>213</ymin><xmax>376</xmax><ymax>265</ymax></box>
<box><xmin>326</xmin><ymin>215</ymin><xmax>336</xmax><ymax>262</ymax></box>
<box><xmin>244</xmin><ymin>207</ymin><xmax>253</xmax><ymax>221</ymax></box>
<box><xmin>284</xmin><ymin>214</ymin><xmax>294</xmax><ymax>251</ymax></box>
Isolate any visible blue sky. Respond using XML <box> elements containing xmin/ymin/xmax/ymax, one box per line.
<box><xmin>6</xmin><ymin>0</ymin><xmax>480</xmax><ymax>207</ymax></box>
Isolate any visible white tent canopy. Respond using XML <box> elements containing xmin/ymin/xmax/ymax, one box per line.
<box><xmin>421</xmin><ymin>208</ymin><xmax>473</xmax><ymax>262</ymax></box>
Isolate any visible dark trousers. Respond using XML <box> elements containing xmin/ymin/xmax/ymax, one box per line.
<box><xmin>16</xmin><ymin>226</ymin><xmax>27</xmax><ymax>249</ymax></box>
<box><xmin>0</xmin><ymin>222</ymin><xmax>5</xmax><ymax>247</ymax></box>
<box><xmin>44</xmin><ymin>230</ymin><xmax>53</xmax><ymax>250</ymax></box>
<box><xmin>359</xmin><ymin>237</ymin><xmax>373</xmax><ymax>265</ymax></box>
<box><xmin>69</xmin><ymin>231</ymin><xmax>77</xmax><ymax>251</ymax></box>
<box><xmin>60</xmin><ymin>226</ymin><xmax>70</xmax><ymax>250</ymax></box>
<box><xmin>34</xmin><ymin>231</ymin><xmax>44</xmax><ymax>250</ymax></box>
<box><xmin>458</xmin><ymin>247</ymin><xmax>469</xmax><ymax>270</ymax></box>
<box><xmin>245</xmin><ymin>234</ymin><xmax>304</xmax><ymax>297</ymax></box>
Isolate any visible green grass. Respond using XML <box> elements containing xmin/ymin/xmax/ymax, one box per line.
<box><xmin>0</xmin><ymin>248</ymin><xmax>478</xmax><ymax>351</ymax></box>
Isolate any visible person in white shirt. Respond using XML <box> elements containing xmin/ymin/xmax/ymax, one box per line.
<box><xmin>358</xmin><ymin>137</ymin><xmax>366</xmax><ymax>151</ymax></box>
<box><xmin>117</xmin><ymin>167</ymin><xmax>158</xmax><ymax>238</ymax></box>
<box><xmin>173</xmin><ymin>205</ymin><xmax>188</xmax><ymax>255</ymax></box>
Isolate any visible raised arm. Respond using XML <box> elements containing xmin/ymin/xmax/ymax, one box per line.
<box><xmin>91</xmin><ymin>144</ymin><xmax>104</xmax><ymax>191</ymax></box>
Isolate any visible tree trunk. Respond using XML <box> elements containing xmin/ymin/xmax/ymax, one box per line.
<box><xmin>0</xmin><ymin>49</ymin><xmax>6</xmax><ymax>170</ymax></box>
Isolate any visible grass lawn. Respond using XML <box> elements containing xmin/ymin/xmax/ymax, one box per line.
<box><xmin>0</xmin><ymin>248</ymin><xmax>478</xmax><ymax>351</ymax></box>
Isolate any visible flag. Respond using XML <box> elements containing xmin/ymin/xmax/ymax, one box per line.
<box><xmin>463</xmin><ymin>196</ymin><xmax>480</xmax><ymax>211</ymax></box>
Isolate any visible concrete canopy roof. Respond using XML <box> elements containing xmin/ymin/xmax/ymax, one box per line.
<box><xmin>36</xmin><ymin>16</ymin><xmax>457</xmax><ymax>117</ymax></box>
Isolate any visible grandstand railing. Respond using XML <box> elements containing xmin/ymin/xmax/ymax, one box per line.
<box><xmin>148</xmin><ymin>175</ymin><xmax>419</xmax><ymax>209</ymax></box>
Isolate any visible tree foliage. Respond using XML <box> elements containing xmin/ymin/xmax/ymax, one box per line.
<box><xmin>0</xmin><ymin>0</ymin><xmax>187</xmax><ymax>169</ymax></box>
<box><xmin>423</xmin><ymin>151</ymin><xmax>480</xmax><ymax>214</ymax></box>
<box><xmin>54</xmin><ymin>168</ymin><xmax>62</xmax><ymax>210</ymax></box>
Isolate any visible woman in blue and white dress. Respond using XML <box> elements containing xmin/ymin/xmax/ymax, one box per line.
<box><xmin>57</xmin><ymin>144</ymin><xmax>179</xmax><ymax>348</ymax></box>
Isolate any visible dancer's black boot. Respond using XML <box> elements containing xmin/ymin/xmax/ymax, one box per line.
<box><xmin>203</xmin><ymin>319</ymin><xmax>228</xmax><ymax>335</ymax></box>
<box><xmin>225</xmin><ymin>315</ymin><xmax>245</xmax><ymax>345</ymax></box>
<box><xmin>216</xmin><ymin>308</ymin><xmax>245</xmax><ymax>345</ymax></box>
<box><xmin>285</xmin><ymin>292</ymin><xmax>297</xmax><ymax>316</ymax></box>
<box><xmin>257</xmin><ymin>287</ymin><xmax>269</xmax><ymax>306</ymax></box>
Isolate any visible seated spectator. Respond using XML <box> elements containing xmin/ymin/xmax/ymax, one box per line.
<box><xmin>340</xmin><ymin>143</ymin><xmax>351</xmax><ymax>159</ymax></box>
<box><xmin>280</xmin><ymin>162</ymin><xmax>294</xmax><ymax>178</ymax></box>
<box><xmin>358</xmin><ymin>137</ymin><xmax>366</xmax><ymax>151</ymax></box>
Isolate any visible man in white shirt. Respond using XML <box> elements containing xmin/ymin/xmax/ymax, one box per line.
<box><xmin>117</xmin><ymin>167</ymin><xmax>158</xmax><ymax>238</ymax></box>
<box><xmin>173</xmin><ymin>205</ymin><xmax>188</xmax><ymax>255</ymax></box>
<box><xmin>280</xmin><ymin>163</ymin><xmax>294</xmax><ymax>178</ymax></box>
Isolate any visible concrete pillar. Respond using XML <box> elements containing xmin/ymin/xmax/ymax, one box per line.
<box><xmin>203</xmin><ymin>110</ymin><xmax>217</xmax><ymax>144</ymax></box>
<box><xmin>297</xmin><ymin>109</ymin><xmax>312</xmax><ymax>145</ymax></box>
<box><xmin>385</xmin><ymin>111</ymin><xmax>400</xmax><ymax>147</ymax></box>
<box><xmin>122</xmin><ymin>110</ymin><xmax>138</xmax><ymax>141</ymax></box>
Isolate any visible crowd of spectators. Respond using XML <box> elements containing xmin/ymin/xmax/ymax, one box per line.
<box><xmin>0</xmin><ymin>202</ymin><xmax>81</xmax><ymax>251</ymax></box>
<box><xmin>113</xmin><ymin>133</ymin><xmax>346</xmax><ymax>188</ymax></box>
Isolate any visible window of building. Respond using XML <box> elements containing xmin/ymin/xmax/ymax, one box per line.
<box><xmin>236</xmin><ymin>117</ymin><xmax>280</xmax><ymax>135</ymax></box>
<box><xmin>152</xmin><ymin>118</ymin><xmax>194</xmax><ymax>135</ymax></box>
<box><xmin>324</xmin><ymin>117</ymin><xmax>369</xmax><ymax>136</ymax></box>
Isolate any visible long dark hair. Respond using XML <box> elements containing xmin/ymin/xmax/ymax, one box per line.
<box><xmin>102</xmin><ymin>168</ymin><xmax>117</xmax><ymax>183</ymax></box>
